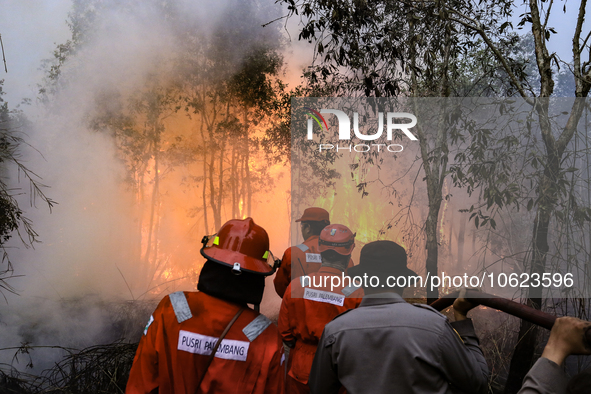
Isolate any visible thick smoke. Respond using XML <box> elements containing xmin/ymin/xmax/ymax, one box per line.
<box><xmin>0</xmin><ymin>0</ymin><xmax>292</xmax><ymax>374</ymax></box>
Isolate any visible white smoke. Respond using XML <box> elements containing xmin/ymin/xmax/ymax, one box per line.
<box><xmin>0</xmin><ymin>0</ymin><xmax>293</xmax><ymax>374</ymax></box>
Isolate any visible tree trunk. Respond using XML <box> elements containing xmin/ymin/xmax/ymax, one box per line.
<box><xmin>504</xmin><ymin>119</ymin><xmax>556</xmax><ymax>393</ymax></box>
<box><xmin>456</xmin><ymin>213</ymin><xmax>466</xmax><ymax>270</ymax></box>
<box><xmin>243</xmin><ymin>108</ymin><xmax>252</xmax><ymax>217</ymax></box>
<box><xmin>208</xmin><ymin>138</ymin><xmax>220</xmax><ymax>230</ymax></box>
<box><xmin>408</xmin><ymin>17</ymin><xmax>452</xmax><ymax>303</ymax></box>
<box><xmin>136</xmin><ymin>169</ymin><xmax>148</xmax><ymax>288</ymax></box>
<box><xmin>503</xmin><ymin>202</ymin><xmax>551</xmax><ymax>393</ymax></box>
<box><xmin>446</xmin><ymin>220</ymin><xmax>452</xmax><ymax>259</ymax></box>
<box><xmin>240</xmin><ymin>149</ymin><xmax>247</xmax><ymax>218</ymax></box>
<box><xmin>200</xmin><ymin>121</ymin><xmax>209</xmax><ymax>233</ymax></box>
<box><xmin>231</xmin><ymin>144</ymin><xmax>238</xmax><ymax>218</ymax></box>
<box><xmin>216</xmin><ymin>139</ymin><xmax>225</xmax><ymax>229</ymax></box>
<box><xmin>425</xmin><ymin>177</ymin><xmax>442</xmax><ymax>303</ymax></box>
<box><xmin>505</xmin><ymin>99</ymin><xmax>586</xmax><ymax>392</ymax></box>
<box><xmin>143</xmin><ymin>140</ymin><xmax>158</xmax><ymax>268</ymax></box>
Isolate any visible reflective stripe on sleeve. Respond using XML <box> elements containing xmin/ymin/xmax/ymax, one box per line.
<box><xmin>295</xmin><ymin>244</ymin><xmax>309</xmax><ymax>252</ymax></box>
<box><xmin>169</xmin><ymin>291</ymin><xmax>193</xmax><ymax>323</ymax></box>
<box><xmin>342</xmin><ymin>285</ymin><xmax>361</xmax><ymax>297</ymax></box>
<box><xmin>242</xmin><ymin>314</ymin><xmax>272</xmax><ymax>342</ymax></box>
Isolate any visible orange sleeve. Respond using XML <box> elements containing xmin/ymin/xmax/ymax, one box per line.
<box><xmin>126</xmin><ymin>301</ymin><xmax>165</xmax><ymax>394</ymax></box>
<box><xmin>263</xmin><ymin>336</ymin><xmax>286</xmax><ymax>394</ymax></box>
<box><xmin>273</xmin><ymin>247</ymin><xmax>292</xmax><ymax>298</ymax></box>
<box><xmin>278</xmin><ymin>284</ymin><xmax>295</xmax><ymax>344</ymax></box>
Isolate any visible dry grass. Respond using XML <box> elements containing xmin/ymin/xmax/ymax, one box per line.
<box><xmin>0</xmin><ymin>297</ymin><xmax>155</xmax><ymax>393</ymax></box>
<box><xmin>0</xmin><ymin>342</ymin><xmax>138</xmax><ymax>393</ymax></box>
<box><xmin>0</xmin><ymin>341</ymin><xmax>137</xmax><ymax>394</ymax></box>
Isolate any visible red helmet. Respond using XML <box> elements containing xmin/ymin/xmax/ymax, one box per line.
<box><xmin>200</xmin><ymin>217</ymin><xmax>278</xmax><ymax>276</ymax></box>
<box><xmin>318</xmin><ymin>224</ymin><xmax>356</xmax><ymax>255</ymax></box>
<box><xmin>295</xmin><ymin>207</ymin><xmax>330</xmax><ymax>223</ymax></box>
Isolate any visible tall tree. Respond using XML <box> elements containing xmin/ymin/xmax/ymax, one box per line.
<box><xmin>41</xmin><ymin>0</ymin><xmax>291</xmax><ymax>289</ymax></box>
<box><xmin>179</xmin><ymin>0</ymin><xmax>287</xmax><ymax>231</ymax></box>
<box><xmin>281</xmin><ymin>0</ymin><xmax>481</xmax><ymax>301</ymax></box>
<box><xmin>282</xmin><ymin>0</ymin><xmax>591</xmax><ymax>390</ymax></box>
<box><xmin>434</xmin><ymin>2</ymin><xmax>591</xmax><ymax>390</ymax></box>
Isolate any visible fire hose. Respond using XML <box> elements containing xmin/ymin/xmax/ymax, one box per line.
<box><xmin>428</xmin><ymin>289</ymin><xmax>591</xmax><ymax>343</ymax></box>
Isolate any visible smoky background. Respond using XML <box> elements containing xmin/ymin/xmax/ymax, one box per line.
<box><xmin>291</xmin><ymin>96</ymin><xmax>591</xmax><ymax>387</ymax></box>
<box><xmin>0</xmin><ymin>0</ymin><xmax>305</xmax><ymax>376</ymax></box>
<box><xmin>291</xmin><ymin>97</ymin><xmax>591</xmax><ymax>300</ymax></box>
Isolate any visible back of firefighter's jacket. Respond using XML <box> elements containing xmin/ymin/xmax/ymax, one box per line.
<box><xmin>126</xmin><ymin>291</ymin><xmax>285</xmax><ymax>394</ymax></box>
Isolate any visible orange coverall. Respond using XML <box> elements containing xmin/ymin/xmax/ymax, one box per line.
<box><xmin>274</xmin><ymin>236</ymin><xmax>354</xmax><ymax>298</ymax></box>
<box><xmin>126</xmin><ymin>291</ymin><xmax>284</xmax><ymax>394</ymax></box>
<box><xmin>278</xmin><ymin>267</ymin><xmax>363</xmax><ymax>393</ymax></box>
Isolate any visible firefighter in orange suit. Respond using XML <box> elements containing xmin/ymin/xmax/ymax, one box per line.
<box><xmin>274</xmin><ymin>208</ymin><xmax>355</xmax><ymax>299</ymax></box>
<box><xmin>274</xmin><ymin>207</ymin><xmax>330</xmax><ymax>298</ymax></box>
<box><xmin>126</xmin><ymin>218</ymin><xmax>285</xmax><ymax>394</ymax></box>
<box><xmin>278</xmin><ymin>224</ymin><xmax>363</xmax><ymax>394</ymax></box>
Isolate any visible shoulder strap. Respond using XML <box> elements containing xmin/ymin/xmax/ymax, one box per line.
<box><xmin>196</xmin><ymin>306</ymin><xmax>246</xmax><ymax>393</ymax></box>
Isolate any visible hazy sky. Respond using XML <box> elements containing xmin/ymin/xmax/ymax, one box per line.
<box><xmin>1</xmin><ymin>1</ymin><xmax>72</xmax><ymax>104</ymax></box>
<box><xmin>0</xmin><ymin>0</ymin><xmax>312</xmax><ymax>105</ymax></box>
<box><xmin>1</xmin><ymin>1</ymin><xmax>588</xmax><ymax>105</ymax></box>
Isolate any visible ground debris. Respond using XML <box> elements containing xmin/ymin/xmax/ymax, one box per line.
<box><xmin>0</xmin><ymin>341</ymin><xmax>138</xmax><ymax>393</ymax></box>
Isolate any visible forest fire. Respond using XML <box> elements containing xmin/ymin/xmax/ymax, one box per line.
<box><xmin>1</xmin><ymin>0</ymin><xmax>590</xmax><ymax>392</ymax></box>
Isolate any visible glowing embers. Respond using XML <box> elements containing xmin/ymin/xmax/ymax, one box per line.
<box><xmin>162</xmin><ymin>268</ymin><xmax>173</xmax><ymax>280</ymax></box>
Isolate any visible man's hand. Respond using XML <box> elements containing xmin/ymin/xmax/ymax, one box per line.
<box><xmin>452</xmin><ymin>288</ymin><xmax>479</xmax><ymax>321</ymax></box>
<box><xmin>541</xmin><ymin>316</ymin><xmax>591</xmax><ymax>366</ymax></box>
